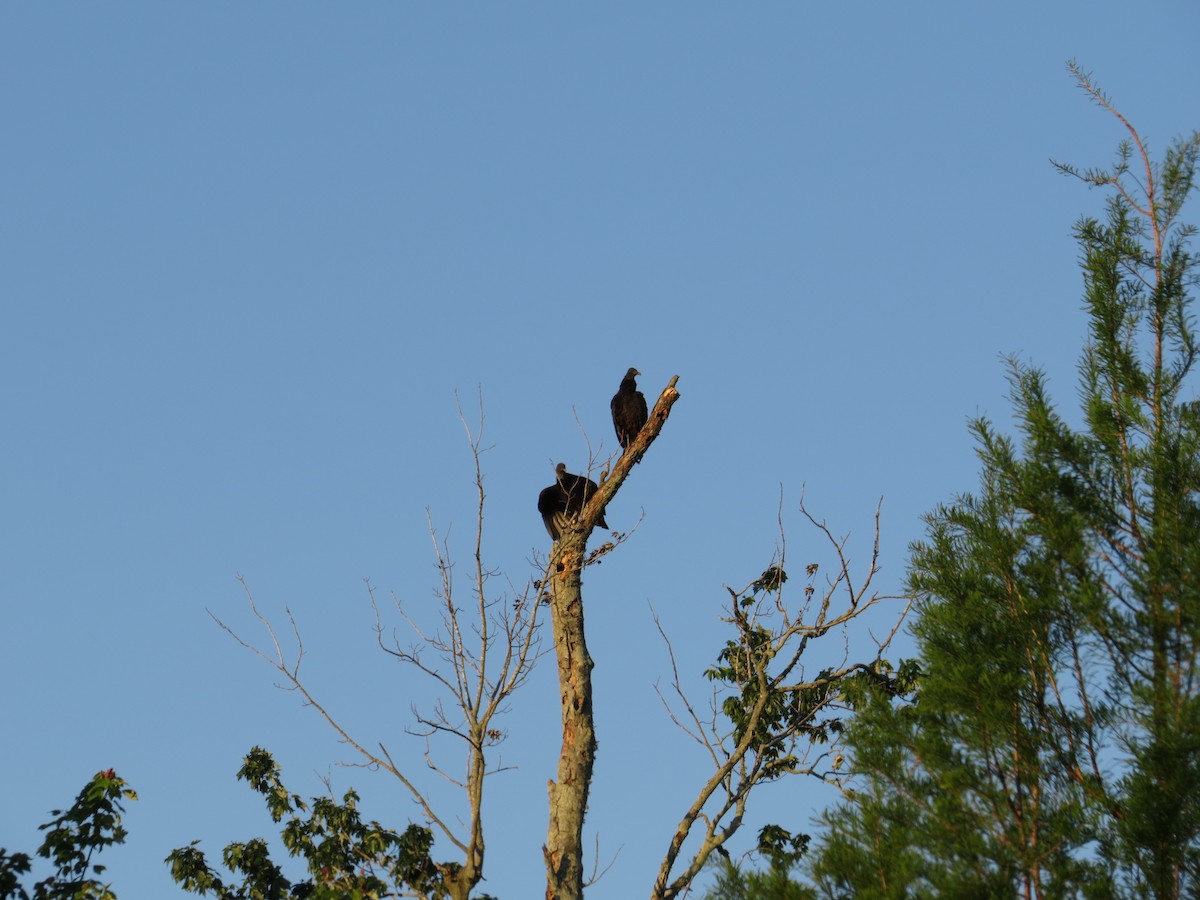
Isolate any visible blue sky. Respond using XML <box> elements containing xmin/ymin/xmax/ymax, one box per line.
<box><xmin>2</xmin><ymin>3</ymin><xmax>1197</xmax><ymax>897</ymax></box>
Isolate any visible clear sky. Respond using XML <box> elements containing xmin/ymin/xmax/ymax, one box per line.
<box><xmin>2</xmin><ymin>3</ymin><xmax>1197</xmax><ymax>897</ymax></box>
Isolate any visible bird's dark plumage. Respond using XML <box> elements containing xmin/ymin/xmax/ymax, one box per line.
<box><xmin>537</xmin><ymin>463</ymin><xmax>608</xmax><ymax>541</ymax></box>
<box><xmin>611</xmin><ymin>367</ymin><xmax>648</xmax><ymax>451</ymax></box>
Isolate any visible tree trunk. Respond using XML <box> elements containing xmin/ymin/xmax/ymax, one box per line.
<box><xmin>542</xmin><ymin>375</ymin><xmax>680</xmax><ymax>898</ymax></box>
<box><xmin>543</xmin><ymin>543</ymin><xmax>596</xmax><ymax>900</ymax></box>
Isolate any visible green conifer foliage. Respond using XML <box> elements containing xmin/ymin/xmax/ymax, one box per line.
<box><xmin>806</xmin><ymin>67</ymin><xmax>1200</xmax><ymax>899</ymax></box>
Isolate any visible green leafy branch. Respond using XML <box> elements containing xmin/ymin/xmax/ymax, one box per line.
<box><xmin>649</xmin><ymin>497</ymin><xmax>912</xmax><ymax>898</ymax></box>
<box><xmin>167</xmin><ymin>747</ymin><xmax>492</xmax><ymax>900</ymax></box>
<box><xmin>0</xmin><ymin>768</ymin><xmax>136</xmax><ymax>900</ymax></box>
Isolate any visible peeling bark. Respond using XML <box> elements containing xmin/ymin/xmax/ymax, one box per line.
<box><xmin>543</xmin><ymin>554</ymin><xmax>595</xmax><ymax>900</ymax></box>
<box><xmin>542</xmin><ymin>376</ymin><xmax>681</xmax><ymax>899</ymax></box>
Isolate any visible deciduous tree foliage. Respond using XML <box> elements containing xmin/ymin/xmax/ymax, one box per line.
<box><xmin>0</xmin><ymin>769</ymin><xmax>136</xmax><ymax>900</ymax></box>
<box><xmin>167</xmin><ymin>747</ymin><xmax>484</xmax><ymax>900</ymax></box>
<box><xmin>803</xmin><ymin>66</ymin><xmax>1200</xmax><ymax>900</ymax></box>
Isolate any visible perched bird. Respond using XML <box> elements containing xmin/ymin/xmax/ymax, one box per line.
<box><xmin>611</xmin><ymin>367</ymin><xmax>648</xmax><ymax>451</ymax></box>
<box><xmin>537</xmin><ymin>463</ymin><xmax>608</xmax><ymax>541</ymax></box>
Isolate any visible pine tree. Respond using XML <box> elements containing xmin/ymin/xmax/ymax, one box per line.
<box><xmin>805</xmin><ymin>67</ymin><xmax>1200</xmax><ymax>899</ymax></box>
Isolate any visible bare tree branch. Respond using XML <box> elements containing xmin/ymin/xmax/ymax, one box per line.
<box><xmin>215</xmin><ymin>393</ymin><xmax>548</xmax><ymax>900</ymax></box>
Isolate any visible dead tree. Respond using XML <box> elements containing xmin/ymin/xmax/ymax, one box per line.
<box><xmin>214</xmin><ymin>373</ymin><xmax>905</xmax><ymax>900</ymax></box>
<box><xmin>542</xmin><ymin>375</ymin><xmax>681</xmax><ymax>900</ymax></box>
<box><xmin>214</xmin><ymin>398</ymin><xmax>546</xmax><ymax>900</ymax></box>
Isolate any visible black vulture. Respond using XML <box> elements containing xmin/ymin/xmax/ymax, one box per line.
<box><xmin>537</xmin><ymin>463</ymin><xmax>608</xmax><ymax>541</ymax></box>
<box><xmin>611</xmin><ymin>367</ymin><xmax>648</xmax><ymax>451</ymax></box>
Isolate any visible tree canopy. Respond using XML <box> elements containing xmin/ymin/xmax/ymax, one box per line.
<box><xmin>801</xmin><ymin>64</ymin><xmax>1200</xmax><ymax>900</ymax></box>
